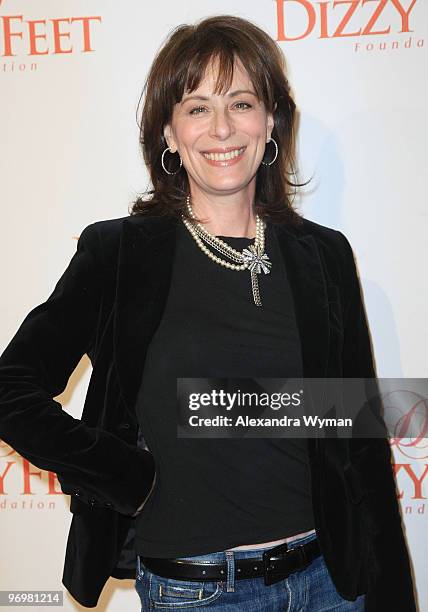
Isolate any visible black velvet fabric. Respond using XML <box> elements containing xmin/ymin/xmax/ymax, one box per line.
<box><xmin>0</xmin><ymin>212</ymin><xmax>417</xmax><ymax>610</ymax></box>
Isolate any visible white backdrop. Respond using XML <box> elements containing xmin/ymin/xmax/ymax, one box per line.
<box><xmin>1</xmin><ymin>1</ymin><xmax>427</xmax><ymax>610</ymax></box>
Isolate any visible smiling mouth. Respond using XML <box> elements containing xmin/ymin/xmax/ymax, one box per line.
<box><xmin>201</xmin><ymin>147</ymin><xmax>246</xmax><ymax>162</ymax></box>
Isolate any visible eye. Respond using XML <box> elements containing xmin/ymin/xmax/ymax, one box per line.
<box><xmin>235</xmin><ymin>102</ymin><xmax>252</xmax><ymax>110</ymax></box>
<box><xmin>189</xmin><ymin>106</ymin><xmax>207</xmax><ymax>115</ymax></box>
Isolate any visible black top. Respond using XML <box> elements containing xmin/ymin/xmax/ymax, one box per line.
<box><xmin>134</xmin><ymin>220</ymin><xmax>315</xmax><ymax>558</ymax></box>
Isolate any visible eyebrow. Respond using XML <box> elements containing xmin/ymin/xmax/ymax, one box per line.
<box><xmin>180</xmin><ymin>89</ymin><xmax>258</xmax><ymax>105</ymax></box>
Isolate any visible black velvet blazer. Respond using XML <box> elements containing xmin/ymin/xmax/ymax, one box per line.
<box><xmin>0</xmin><ymin>212</ymin><xmax>417</xmax><ymax>610</ymax></box>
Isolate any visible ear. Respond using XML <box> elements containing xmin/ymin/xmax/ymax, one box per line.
<box><xmin>163</xmin><ymin>124</ymin><xmax>176</xmax><ymax>153</ymax></box>
<box><xmin>267</xmin><ymin>104</ymin><xmax>276</xmax><ymax>141</ymax></box>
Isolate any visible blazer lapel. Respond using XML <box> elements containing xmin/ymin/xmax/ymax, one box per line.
<box><xmin>273</xmin><ymin>223</ymin><xmax>330</xmax><ymax>378</ymax></box>
<box><xmin>113</xmin><ymin>214</ymin><xmax>179</xmax><ymax>414</ymax></box>
<box><xmin>114</xmin><ymin>215</ymin><xmax>330</xmax><ymax>415</ymax></box>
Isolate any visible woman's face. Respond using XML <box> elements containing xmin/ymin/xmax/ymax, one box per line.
<box><xmin>163</xmin><ymin>57</ymin><xmax>275</xmax><ymax>201</ymax></box>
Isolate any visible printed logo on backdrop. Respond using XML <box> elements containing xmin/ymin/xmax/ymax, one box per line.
<box><xmin>275</xmin><ymin>0</ymin><xmax>424</xmax><ymax>53</ymax></box>
<box><xmin>0</xmin><ymin>440</ymin><xmax>63</xmax><ymax>512</ymax></box>
<box><xmin>0</xmin><ymin>0</ymin><xmax>101</xmax><ymax>72</ymax></box>
<box><xmin>387</xmin><ymin>387</ymin><xmax>428</xmax><ymax>518</ymax></box>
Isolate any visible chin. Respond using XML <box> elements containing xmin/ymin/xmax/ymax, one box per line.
<box><xmin>205</xmin><ymin>176</ymin><xmax>250</xmax><ymax>189</ymax></box>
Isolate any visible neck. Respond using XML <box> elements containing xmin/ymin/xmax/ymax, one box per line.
<box><xmin>188</xmin><ymin>192</ymin><xmax>257</xmax><ymax>238</ymax></box>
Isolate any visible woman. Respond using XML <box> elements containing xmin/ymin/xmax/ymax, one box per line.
<box><xmin>0</xmin><ymin>14</ymin><xmax>416</xmax><ymax>612</ymax></box>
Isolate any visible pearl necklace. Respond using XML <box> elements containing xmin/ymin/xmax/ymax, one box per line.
<box><xmin>181</xmin><ymin>195</ymin><xmax>272</xmax><ymax>307</ymax></box>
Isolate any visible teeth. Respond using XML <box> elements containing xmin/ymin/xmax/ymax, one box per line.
<box><xmin>203</xmin><ymin>147</ymin><xmax>245</xmax><ymax>161</ymax></box>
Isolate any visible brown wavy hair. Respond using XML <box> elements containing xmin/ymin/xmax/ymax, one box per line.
<box><xmin>130</xmin><ymin>14</ymin><xmax>309</xmax><ymax>226</ymax></box>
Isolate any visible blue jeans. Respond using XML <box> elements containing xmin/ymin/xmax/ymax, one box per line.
<box><xmin>134</xmin><ymin>531</ymin><xmax>365</xmax><ymax>610</ymax></box>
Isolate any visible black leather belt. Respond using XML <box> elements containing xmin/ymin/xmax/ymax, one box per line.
<box><xmin>140</xmin><ymin>537</ymin><xmax>321</xmax><ymax>587</ymax></box>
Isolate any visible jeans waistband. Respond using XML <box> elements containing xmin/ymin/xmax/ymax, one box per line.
<box><xmin>137</xmin><ymin>530</ymin><xmax>319</xmax><ymax>594</ymax></box>
<box><xmin>155</xmin><ymin>529</ymin><xmax>318</xmax><ymax>563</ymax></box>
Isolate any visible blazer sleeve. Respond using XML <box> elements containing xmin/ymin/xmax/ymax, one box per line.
<box><xmin>337</xmin><ymin>230</ymin><xmax>397</xmax><ymax>481</ymax></box>
<box><xmin>337</xmin><ymin>231</ymin><xmax>417</xmax><ymax>610</ymax></box>
<box><xmin>339</xmin><ymin>231</ymin><xmax>375</xmax><ymax>378</ymax></box>
<box><xmin>0</xmin><ymin>222</ymin><xmax>155</xmax><ymax>516</ymax></box>
<box><xmin>338</xmin><ymin>230</ymin><xmax>389</xmax><ymax>444</ymax></box>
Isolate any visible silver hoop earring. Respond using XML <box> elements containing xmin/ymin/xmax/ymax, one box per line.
<box><xmin>161</xmin><ymin>146</ymin><xmax>183</xmax><ymax>175</ymax></box>
<box><xmin>261</xmin><ymin>137</ymin><xmax>278</xmax><ymax>166</ymax></box>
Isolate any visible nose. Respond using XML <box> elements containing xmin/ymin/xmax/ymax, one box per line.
<box><xmin>208</xmin><ymin>108</ymin><xmax>235</xmax><ymax>140</ymax></box>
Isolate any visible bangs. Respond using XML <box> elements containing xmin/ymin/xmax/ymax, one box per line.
<box><xmin>170</xmin><ymin>47</ymin><xmax>265</xmax><ymax>105</ymax></box>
